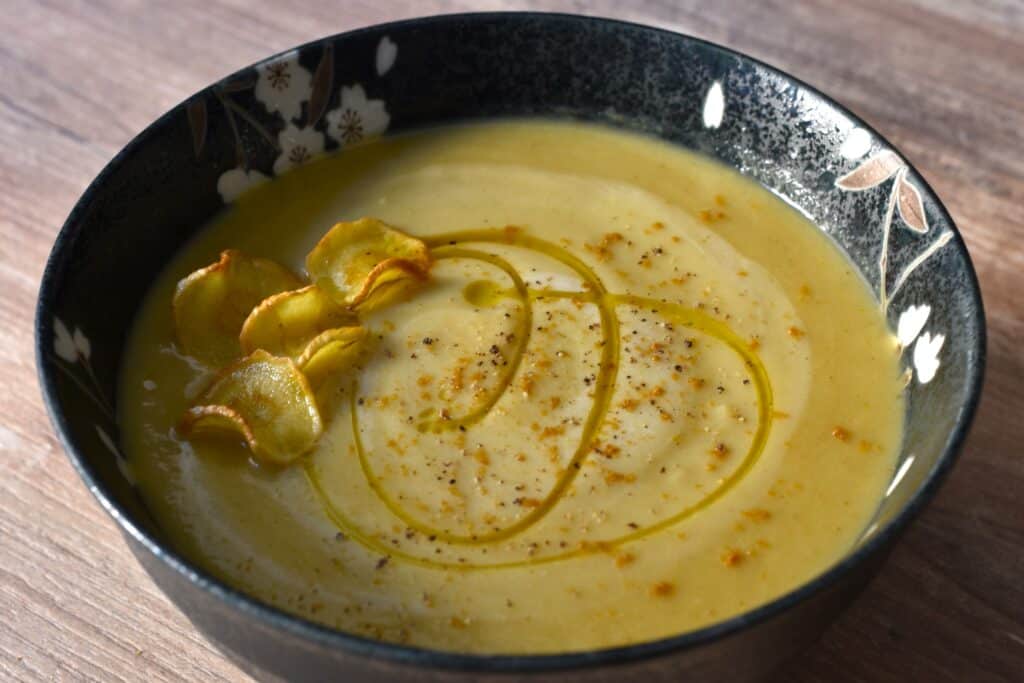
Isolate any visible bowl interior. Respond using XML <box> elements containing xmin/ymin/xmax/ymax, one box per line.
<box><xmin>37</xmin><ymin>11</ymin><xmax>984</xmax><ymax>665</ymax></box>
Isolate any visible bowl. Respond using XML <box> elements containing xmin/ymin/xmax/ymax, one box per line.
<box><xmin>36</xmin><ymin>12</ymin><xmax>985</xmax><ymax>683</ymax></box>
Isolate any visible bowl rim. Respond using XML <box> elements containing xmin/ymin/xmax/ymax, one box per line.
<box><xmin>35</xmin><ymin>10</ymin><xmax>987</xmax><ymax>674</ymax></box>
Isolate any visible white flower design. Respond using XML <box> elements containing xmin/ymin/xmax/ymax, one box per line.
<box><xmin>912</xmin><ymin>331</ymin><xmax>945</xmax><ymax>384</ymax></box>
<box><xmin>273</xmin><ymin>124</ymin><xmax>325</xmax><ymax>175</ymax></box>
<box><xmin>326</xmin><ymin>85</ymin><xmax>390</xmax><ymax>147</ymax></box>
<box><xmin>51</xmin><ymin>317</ymin><xmax>114</xmax><ymax>418</ymax></box>
<box><xmin>217</xmin><ymin>167</ymin><xmax>270</xmax><ymax>203</ymax></box>
<box><xmin>897</xmin><ymin>304</ymin><xmax>930</xmax><ymax>348</ymax></box>
<box><xmin>254</xmin><ymin>51</ymin><xmax>313</xmax><ymax>122</ymax></box>
<box><xmin>53</xmin><ymin>317</ymin><xmax>78</xmax><ymax>362</ymax></box>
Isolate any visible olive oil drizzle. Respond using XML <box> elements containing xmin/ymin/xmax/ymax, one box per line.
<box><xmin>351</xmin><ymin>246</ymin><xmax>539</xmax><ymax>542</ymax></box>
<box><xmin>348</xmin><ymin>229</ymin><xmax>621</xmax><ymax>545</ymax></box>
<box><xmin>415</xmin><ymin>246</ymin><xmax>533</xmax><ymax>433</ymax></box>
<box><xmin>305</xmin><ymin>227</ymin><xmax>773</xmax><ymax>569</ymax></box>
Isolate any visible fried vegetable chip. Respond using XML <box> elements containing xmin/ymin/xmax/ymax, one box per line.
<box><xmin>296</xmin><ymin>326</ymin><xmax>368</xmax><ymax>388</ymax></box>
<box><xmin>179</xmin><ymin>350</ymin><xmax>322</xmax><ymax>465</ymax></box>
<box><xmin>177</xmin><ymin>405</ymin><xmax>255</xmax><ymax>443</ymax></box>
<box><xmin>305</xmin><ymin>217</ymin><xmax>431</xmax><ymax>310</ymax></box>
<box><xmin>239</xmin><ymin>285</ymin><xmax>355</xmax><ymax>358</ymax></box>
<box><xmin>173</xmin><ymin>250</ymin><xmax>301</xmax><ymax>366</ymax></box>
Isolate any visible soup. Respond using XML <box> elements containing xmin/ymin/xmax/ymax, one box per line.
<box><xmin>119</xmin><ymin>120</ymin><xmax>903</xmax><ymax>654</ymax></box>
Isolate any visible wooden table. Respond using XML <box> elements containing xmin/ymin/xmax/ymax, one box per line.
<box><xmin>2</xmin><ymin>1</ymin><xmax>1021</xmax><ymax>680</ymax></box>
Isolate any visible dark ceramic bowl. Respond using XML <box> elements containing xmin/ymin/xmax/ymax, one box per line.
<box><xmin>36</xmin><ymin>12</ymin><xmax>985</xmax><ymax>683</ymax></box>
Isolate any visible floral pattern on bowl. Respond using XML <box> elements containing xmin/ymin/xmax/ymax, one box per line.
<box><xmin>186</xmin><ymin>40</ymin><xmax>395</xmax><ymax>203</ymax></box>
<box><xmin>833</xmin><ymin>138</ymin><xmax>953</xmax><ymax>384</ymax></box>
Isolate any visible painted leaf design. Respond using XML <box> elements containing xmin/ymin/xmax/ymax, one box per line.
<box><xmin>97</xmin><ymin>425</ymin><xmax>136</xmax><ymax>484</ymax></box>
<box><xmin>186</xmin><ymin>98</ymin><xmax>207</xmax><ymax>157</ymax></box>
<box><xmin>839</xmin><ymin>127</ymin><xmax>871</xmax><ymax>160</ymax></box>
<box><xmin>307</xmin><ymin>44</ymin><xmax>334</xmax><ymax>127</ymax></box>
<box><xmin>53</xmin><ymin>317</ymin><xmax>77</xmax><ymax>362</ymax></box>
<box><xmin>702</xmin><ymin>81</ymin><xmax>725</xmax><ymax>129</ymax></box>
<box><xmin>897</xmin><ymin>175</ymin><xmax>928</xmax><ymax>233</ymax></box>
<box><xmin>72</xmin><ymin>328</ymin><xmax>91</xmax><ymax>360</ymax></box>
<box><xmin>913</xmin><ymin>331</ymin><xmax>944</xmax><ymax>384</ymax></box>
<box><xmin>96</xmin><ymin>424</ymin><xmax>120</xmax><ymax>457</ymax></box>
<box><xmin>897</xmin><ymin>304</ymin><xmax>930</xmax><ymax>347</ymax></box>
<box><xmin>836</xmin><ymin>150</ymin><xmax>903</xmax><ymax>190</ymax></box>
<box><xmin>375</xmin><ymin>36</ymin><xmax>397</xmax><ymax>76</ymax></box>
<box><xmin>220</xmin><ymin>71</ymin><xmax>258</xmax><ymax>93</ymax></box>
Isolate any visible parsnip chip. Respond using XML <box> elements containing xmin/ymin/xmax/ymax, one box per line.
<box><xmin>173</xmin><ymin>250</ymin><xmax>301</xmax><ymax>366</ymax></box>
<box><xmin>178</xmin><ymin>405</ymin><xmax>255</xmax><ymax>443</ymax></box>
<box><xmin>305</xmin><ymin>217</ymin><xmax>431</xmax><ymax>310</ymax></box>
<box><xmin>179</xmin><ymin>350</ymin><xmax>322</xmax><ymax>465</ymax></box>
<box><xmin>297</xmin><ymin>326</ymin><xmax>368</xmax><ymax>388</ymax></box>
<box><xmin>239</xmin><ymin>285</ymin><xmax>355</xmax><ymax>358</ymax></box>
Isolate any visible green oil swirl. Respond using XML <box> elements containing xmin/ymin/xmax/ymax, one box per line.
<box><xmin>347</xmin><ymin>230</ymin><xmax>620</xmax><ymax>545</ymax></box>
<box><xmin>304</xmin><ymin>227</ymin><xmax>773</xmax><ymax>569</ymax></box>
<box><xmin>415</xmin><ymin>246</ymin><xmax>533</xmax><ymax>433</ymax></box>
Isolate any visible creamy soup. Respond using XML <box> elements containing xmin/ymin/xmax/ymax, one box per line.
<box><xmin>120</xmin><ymin>121</ymin><xmax>903</xmax><ymax>654</ymax></box>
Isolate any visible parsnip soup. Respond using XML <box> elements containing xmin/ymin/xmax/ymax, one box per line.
<box><xmin>120</xmin><ymin>121</ymin><xmax>902</xmax><ymax>654</ymax></box>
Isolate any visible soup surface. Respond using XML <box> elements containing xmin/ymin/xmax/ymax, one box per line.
<box><xmin>120</xmin><ymin>120</ymin><xmax>903</xmax><ymax>654</ymax></box>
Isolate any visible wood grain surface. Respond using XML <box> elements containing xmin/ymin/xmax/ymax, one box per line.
<box><xmin>2</xmin><ymin>1</ymin><xmax>1022</xmax><ymax>680</ymax></box>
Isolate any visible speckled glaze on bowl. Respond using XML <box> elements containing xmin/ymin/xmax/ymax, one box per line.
<box><xmin>36</xmin><ymin>12</ymin><xmax>985</xmax><ymax>683</ymax></box>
